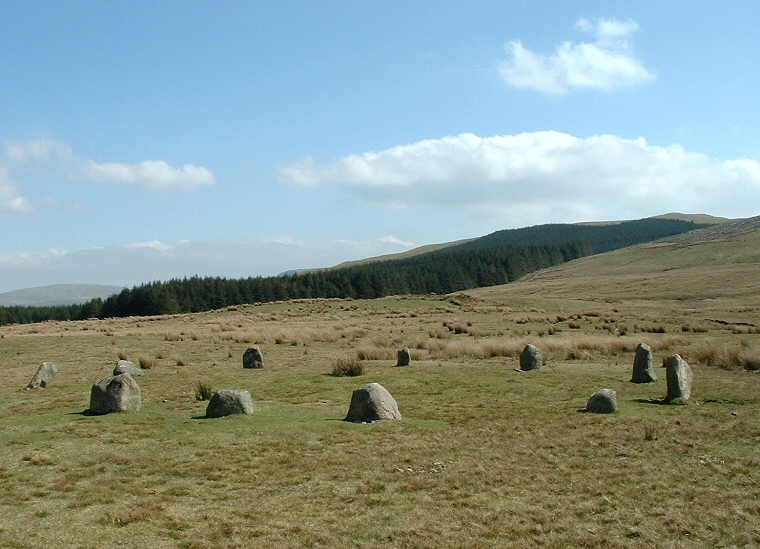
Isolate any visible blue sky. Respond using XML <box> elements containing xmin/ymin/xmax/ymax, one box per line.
<box><xmin>2</xmin><ymin>1</ymin><xmax>760</xmax><ymax>293</ymax></box>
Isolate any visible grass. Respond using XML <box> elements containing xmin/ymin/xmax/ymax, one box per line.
<box><xmin>0</xmin><ymin>273</ymin><xmax>758</xmax><ymax>547</ymax></box>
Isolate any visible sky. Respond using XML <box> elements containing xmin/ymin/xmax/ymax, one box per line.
<box><xmin>2</xmin><ymin>1</ymin><xmax>760</xmax><ymax>294</ymax></box>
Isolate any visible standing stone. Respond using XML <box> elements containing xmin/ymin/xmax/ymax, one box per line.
<box><xmin>26</xmin><ymin>362</ymin><xmax>58</xmax><ymax>389</ymax></box>
<box><xmin>396</xmin><ymin>347</ymin><xmax>411</xmax><ymax>367</ymax></box>
<box><xmin>520</xmin><ymin>344</ymin><xmax>542</xmax><ymax>371</ymax></box>
<box><xmin>205</xmin><ymin>389</ymin><xmax>254</xmax><ymax>418</ymax></box>
<box><xmin>345</xmin><ymin>382</ymin><xmax>401</xmax><ymax>423</ymax></box>
<box><xmin>89</xmin><ymin>373</ymin><xmax>142</xmax><ymax>415</ymax></box>
<box><xmin>664</xmin><ymin>354</ymin><xmax>693</xmax><ymax>401</ymax></box>
<box><xmin>113</xmin><ymin>359</ymin><xmax>144</xmax><ymax>377</ymax></box>
<box><xmin>586</xmin><ymin>388</ymin><xmax>618</xmax><ymax>413</ymax></box>
<box><xmin>631</xmin><ymin>343</ymin><xmax>657</xmax><ymax>383</ymax></box>
<box><xmin>243</xmin><ymin>347</ymin><xmax>263</xmax><ymax>369</ymax></box>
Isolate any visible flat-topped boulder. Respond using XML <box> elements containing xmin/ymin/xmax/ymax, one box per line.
<box><xmin>113</xmin><ymin>360</ymin><xmax>144</xmax><ymax>377</ymax></box>
<box><xmin>89</xmin><ymin>373</ymin><xmax>142</xmax><ymax>415</ymax></box>
<box><xmin>205</xmin><ymin>389</ymin><xmax>254</xmax><ymax>418</ymax></box>
<box><xmin>345</xmin><ymin>382</ymin><xmax>401</xmax><ymax>423</ymax></box>
<box><xmin>26</xmin><ymin>362</ymin><xmax>57</xmax><ymax>389</ymax></box>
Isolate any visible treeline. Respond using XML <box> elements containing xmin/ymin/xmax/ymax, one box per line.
<box><xmin>98</xmin><ymin>240</ymin><xmax>593</xmax><ymax>317</ymax></box>
<box><xmin>0</xmin><ymin>217</ymin><xmax>706</xmax><ymax>326</ymax></box>
<box><xmin>0</xmin><ymin>241</ymin><xmax>592</xmax><ymax>324</ymax></box>
<box><xmin>457</xmin><ymin>218</ymin><xmax>703</xmax><ymax>253</ymax></box>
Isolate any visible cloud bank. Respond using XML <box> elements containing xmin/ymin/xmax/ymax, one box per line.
<box><xmin>0</xmin><ymin>138</ymin><xmax>216</xmax><ymax>212</ymax></box>
<box><xmin>279</xmin><ymin>131</ymin><xmax>760</xmax><ymax>225</ymax></box>
<box><xmin>500</xmin><ymin>18</ymin><xmax>655</xmax><ymax>94</ymax></box>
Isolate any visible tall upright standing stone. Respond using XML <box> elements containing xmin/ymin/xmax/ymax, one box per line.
<box><xmin>396</xmin><ymin>347</ymin><xmax>411</xmax><ymax>367</ymax></box>
<box><xmin>243</xmin><ymin>347</ymin><xmax>263</xmax><ymax>369</ymax></box>
<box><xmin>664</xmin><ymin>354</ymin><xmax>692</xmax><ymax>402</ymax></box>
<box><xmin>631</xmin><ymin>343</ymin><xmax>657</xmax><ymax>383</ymax></box>
<box><xmin>520</xmin><ymin>344</ymin><xmax>542</xmax><ymax>371</ymax></box>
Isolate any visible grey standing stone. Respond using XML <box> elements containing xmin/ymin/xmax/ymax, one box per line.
<box><xmin>586</xmin><ymin>388</ymin><xmax>618</xmax><ymax>413</ymax></box>
<box><xmin>205</xmin><ymin>389</ymin><xmax>254</xmax><ymax>418</ymax></box>
<box><xmin>113</xmin><ymin>360</ymin><xmax>144</xmax><ymax>377</ymax></box>
<box><xmin>89</xmin><ymin>373</ymin><xmax>142</xmax><ymax>415</ymax></box>
<box><xmin>631</xmin><ymin>343</ymin><xmax>657</xmax><ymax>383</ymax></box>
<box><xmin>664</xmin><ymin>354</ymin><xmax>693</xmax><ymax>402</ymax></box>
<box><xmin>26</xmin><ymin>362</ymin><xmax>57</xmax><ymax>389</ymax></box>
<box><xmin>243</xmin><ymin>347</ymin><xmax>263</xmax><ymax>369</ymax></box>
<box><xmin>396</xmin><ymin>347</ymin><xmax>411</xmax><ymax>367</ymax></box>
<box><xmin>345</xmin><ymin>382</ymin><xmax>401</xmax><ymax>423</ymax></box>
<box><xmin>520</xmin><ymin>344</ymin><xmax>542</xmax><ymax>371</ymax></box>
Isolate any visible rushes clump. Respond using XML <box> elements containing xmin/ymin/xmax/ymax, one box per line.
<box><xmin>195</xmin><ymin>379</ymin><xmax>214</xmax><ymax>401</ymax></box>
<box><xmin>331</xmin><ymin>355</ymin><xmax>364</xmax><ymax>377</ymax></box>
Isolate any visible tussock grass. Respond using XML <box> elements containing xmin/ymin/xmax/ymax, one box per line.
<box><xmin>0</xmin><ymin>293</ymin><xmax>758</xmax><ymax>547</ymax></box>
<box><xmin>331</xmin><ymin>355</ymin><xmax>364</xmax><ymax>376</ymax></box>
<box><xmin>195</xmin><ymin>379</ymin><xmax>214</xmax><ymax>400</ymax></box>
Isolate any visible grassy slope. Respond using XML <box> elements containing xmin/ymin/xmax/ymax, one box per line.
<box><xmin>0</xmin><ymin>223</ymin><xmax>758</xmax><ymax>547</ymax></box>
<box><xmin>0</xmin><ymin>284</ymin><xmax>124</xmax><ymax>307</ymax></box>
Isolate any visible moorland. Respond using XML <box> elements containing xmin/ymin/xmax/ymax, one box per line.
<box><xmin>0</xmin><ymin>218</ymin><xmax>758</xmax><ymax>548</ymax></box>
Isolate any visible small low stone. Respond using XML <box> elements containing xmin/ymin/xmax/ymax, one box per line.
<box><xmin>345</xmin><ymin>382</ymin><xmax>401</xmax><ymax>423</ymax></box>
<box><xmin>26</xmin><ymin>362</ymin><xmax>57</xmax><ymax>389</ymax></box>
<box><xmin>89</xmin><ymin>373</ymin><xmax>142</xmax><ymax>415</ymax></box>
<box><xmin>113</xmin><ymin>360</ymin><xmax>144</xmax><ymax>377</ymax></box>
<box><xmin>205</xmin><ymin>389</ymin><xmax>254</xmax><ymax>418</ymax></box>
<box><xmin>586</xmin><ymin>388</ymin><xmax>618</xmax><ymax>413</ymax></box>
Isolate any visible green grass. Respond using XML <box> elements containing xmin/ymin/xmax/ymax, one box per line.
<box><xmin>0</xmin><ymin>290</ymin><xmax>758</xmax><ymax>547</ymax></box>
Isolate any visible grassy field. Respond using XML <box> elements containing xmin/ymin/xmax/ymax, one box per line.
<box><xmin>1</xmin><ymin>233</ymin><xmax>759</xmax><ymax>548</ymax></box>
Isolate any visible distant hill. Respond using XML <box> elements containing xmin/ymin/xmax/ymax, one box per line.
<box><xmin>651</xmin><ymin>212</ymin><xmax>734</xmax><ymax>224</ymax></box>
<box><xmin>0</xmin><ymin>284</ymin><xmax>124</xmax><ymax>307</ymax></box>
<box><xmin>471</xmin><ymin>214</ymin><xmax>760</xmax><ymax>305</ymax></box>
<box><xmin>0</xmin><ymin>213</ymin><xmax>736</xmax><ymax>324</ymax></box>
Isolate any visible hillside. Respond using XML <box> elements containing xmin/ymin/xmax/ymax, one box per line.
<box><xmin>0</xmin><ymin>284</ymin><xmax>124</xmax><ymax>307</ymax></box>
<box><xmin>0</xmin><ymin>216</ymin><xmax>712</xmax><ymax>325</ymax></box>
<box><xmin>470</xmin><ymin>215</ymin><xmax>760</xmax><ymax>324</ymax></box>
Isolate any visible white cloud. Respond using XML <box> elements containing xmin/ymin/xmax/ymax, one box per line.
<box><xmin>2</xmin><ymin>137</ymin><xmax>216</xmax><ymax>196</ymax></box>
<box><xmin>279</xmin><ymin>131</ymin><xmax>760</xmax><ymax>226</ymax></box>
<box><xmin>500</xmin><ymin>18</ymin><xmax>655</xmax><ymax>94</ymax></box>
<box><xmin>378</xmin><ymin>236</ymin><xmax>416</xmax><ymax>248</ymax></box>
<box><xmin>0</xmin><ymin>166</ymin><xmax>33</xmax><ymax>213</ymax></box>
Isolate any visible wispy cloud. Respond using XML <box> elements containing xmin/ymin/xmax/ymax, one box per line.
<box><xmin>279</xmin><ymin>132</ymin><xmax>760</xmax><ymax>226</ymax></box>
<box><xmin>0</xmin><ymin>166</ymin><xmax>33</xmax><ymax>213</ymax></box>
<box><xmin>1</xmin><ymin>138</ymin><xmax>216</xmax><ymax>209</ymax></box>
<box><xmin>500</xmin><ymin>18</ymin><xmax>655</xmax><ymax>94</ymax></box>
